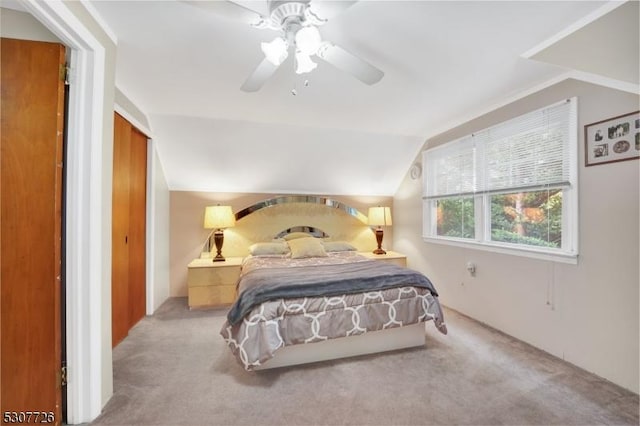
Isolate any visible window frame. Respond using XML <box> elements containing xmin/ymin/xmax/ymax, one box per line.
<box><xmin>422</xmin><ymin>98</ymin><xmax>579</xmax><ymax>264</ymax></box>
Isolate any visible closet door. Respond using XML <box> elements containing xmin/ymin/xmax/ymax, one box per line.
<box><xmin>112</xmin><ymin>113</ymin><xmax>132</xmax><ymax>347</ymax></box>
<box><xmin>128</xmin><ymin>127</ymin><xmax>147</xmax><ymax>328</ymax></box>
<box><xmin>1</xmin><ymin>38</ymin><xmax>65</xmax><ymax>422</ymax></box>
<box><xmin>111</xmin><ymin>113</ymin><xmax>147</xmax><ymax>347</ymax></box>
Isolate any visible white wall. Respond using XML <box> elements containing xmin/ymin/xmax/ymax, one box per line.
<box><xmin>150</xmin><ymin>114</ymin><xmax>422</xmax><ymax>195</ymax></box>
<box><xmin>530</xmin><ymin>1</ymin><xmax>639</xmax><ymax>85</ymax></box>
<box><xmin>394</xmin><ymin>78</ymin><xmax>639</xmax><ymax>394</ymax></box>
<box><xmin>149</xmin><ymin>144</ymin><xmax>171</xmax><ymax>311</ymax></box>
<box><xmin>0</xmin><ymin>7</ymin><xmax>60</xmax><ymax>42</ymax></box>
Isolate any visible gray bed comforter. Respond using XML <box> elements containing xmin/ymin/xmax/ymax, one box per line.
<box><xmin>220</xmin><ymin>253</ymin><xmax>447</xmax><ymax>370</ymax></box>
<box><xmin>227</xmin><ymin>260</ymin><xmax>439</xmax><ymax>325</ymax></box>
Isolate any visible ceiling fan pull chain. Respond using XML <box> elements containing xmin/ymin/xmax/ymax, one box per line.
<box><xmin>291</xmin><ymin>58</ymin><xmax>298</xmax><ymax>96</ymax></box>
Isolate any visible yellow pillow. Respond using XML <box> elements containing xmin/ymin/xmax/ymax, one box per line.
<box><xmin>287</xmin><ymin>237</ymin><xmax>328</xmax><ymax>259</ymax></box>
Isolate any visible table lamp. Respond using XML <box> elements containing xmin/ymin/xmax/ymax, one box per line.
<box><xmin>368</xmin><ymin>206</ymin><xmax>392</xmax><ymax>255</ymax></box>
<box><xmin>204</xmin><ymin>205</ymin><xmax>236</xmax><ymax>262</ymax></box>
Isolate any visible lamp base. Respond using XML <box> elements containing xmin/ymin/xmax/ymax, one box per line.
<box><xmin>212</xmin><ymin>229</ymin><xmax>226</xmax><ymax>262</ymax></box>
<box><xmin>373</xmin><ymin>227</ymin><xmax>386</xmax><ymax>255</ymax></box>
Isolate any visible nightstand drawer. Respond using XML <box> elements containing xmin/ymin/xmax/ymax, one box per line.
<box><xmin>188</xmin><ymin>266</ymin><xmax>239</xmax><ymax>288</ymax></box>
<box><xmin>188</xmin><ymin>284</ymin><xmax>236</xmax><ymax>307</ymax></box>
<box><xmin>358</xmin><ymin>251</ymin><xmax>407</xmax><ymax>267</ymax></box>
<box><xmin>376</xmin><ymin>257</ymin><xmax>407</xmax><ymax>267</ymax></box>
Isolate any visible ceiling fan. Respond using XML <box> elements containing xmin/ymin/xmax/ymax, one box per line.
<box><xmin>183</xmin><ymin>0</ymin><xmax>384</xmax><ymax>92</ymax></box>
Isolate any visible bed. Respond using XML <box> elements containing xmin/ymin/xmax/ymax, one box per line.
<box><xmin>220</xmin><ymin>236</ymin><xmax>447</xmax><ymax>371</ymax></box>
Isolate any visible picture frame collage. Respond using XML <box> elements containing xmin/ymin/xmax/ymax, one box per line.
<box><xmin>584</xmin><ymin>110</ymin><xmax>640</xmax><ymax>167</ymax></box>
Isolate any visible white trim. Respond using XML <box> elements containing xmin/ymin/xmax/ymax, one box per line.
<box><xmin>422</xmin><ymin>236</ymin><xmax>578</xmax><ymax>265</ymax></box>
<box><xmin>521</xmin><ymin>1</ymin><xmax>627</xmax><ymax>59</ymax></box>
<box><xmin>114</xmin><ymin>102</ymin><xmax>154</xmax><ymax>138</ymax></box>
<box><xmin>568</xmin><ymin>70</ymin><xmax>639</xmax><ymax>95</ymax></box>
<box><xmin>19</xmin><ymin>0</ymin><xmax>107</xmax><ymax>423</ymax></box>
<box><xmin>79</xmin><ymin>0</ymin><xmax>117</xmax><ymax>45</ymax></box>
<box><xmin>565</xmin><ymin>100</ymin><xmax>579</xmax><ymax>255</ymax></box>
<box><xmin>146</xmin><ymin>139</ymin><xmax>156</xmax><ymax>315</ymax></box>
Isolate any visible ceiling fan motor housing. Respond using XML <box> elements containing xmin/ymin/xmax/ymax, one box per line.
<box><xmin>269</xmin><ymin>0</ymin><xmax>310</xmax><ymax>28</ymax></box>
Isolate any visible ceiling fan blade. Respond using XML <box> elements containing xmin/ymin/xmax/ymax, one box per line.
<box><xmin>181</xmin><ymin>1</ymin><xmax>265</xmax><ymax>25</ymax></box>
<box><xmin>308</xmin><ymin>1</ymin><xmax>358</xmax><ymax>22</ymax></box>
<box><xmin>241</xmin><ymin>57</ymin><xmax>280</xmax><ymax>92</ymax></box>
<box><xmin>317</xmin><ymin>42</ymin><xmax>384</xmax><ymax>85</ymax></box>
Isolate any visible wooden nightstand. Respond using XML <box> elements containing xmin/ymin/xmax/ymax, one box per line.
<box><xmin>187</xmin><ymin>257</ymin><xmax>243</xmax><ymax>308</ymax></box>
<box><xmin>359</xmin><ymin>251</ymin><xmax>407</xmax><ymax>267</ymax></box>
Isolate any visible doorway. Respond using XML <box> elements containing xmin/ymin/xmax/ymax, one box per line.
<box><xmin>13</xmin><ymin>1</ymin><xmax>111</xmax><ymax>422</ymax></box>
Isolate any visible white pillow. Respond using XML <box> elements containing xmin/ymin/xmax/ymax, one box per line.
<box><xmin>248</xmin><ymin>241</ymin><xmax>290</xmax><ymax>256</ymax></box>
<box><xmin>287</xmin><ymin>237</ymin><xmax>328</xmax><ymax>259</ymax></box>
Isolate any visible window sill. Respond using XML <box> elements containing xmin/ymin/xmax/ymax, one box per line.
<box><xmin>422</xmin><ymin>236</ymin><xmax>578</xmax><ymax>264</ymax></box>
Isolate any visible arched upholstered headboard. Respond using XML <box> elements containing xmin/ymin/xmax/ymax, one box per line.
<box><xmin>202</xmin><ymin>196</ymin><xmax>377</xmax><ymax>257</ymax></box>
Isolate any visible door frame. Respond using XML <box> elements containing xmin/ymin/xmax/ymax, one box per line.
<box><xmin>21</xmin><ymin>1</ymin><xmax>107</xmax><ymax>422</ymax></box>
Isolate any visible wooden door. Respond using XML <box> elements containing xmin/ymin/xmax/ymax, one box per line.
<box><xmin>111</xmin><ymin>113</ymin><xmax>131</xmax><ymax>347</ymax></box>
<box><xmin>128</xmin><ymin>127</ymin><xmax>147</xmax><ymax>328</ymax></box>
<box><xmin>1</xmin><ymin>38</ymin><xmax>65</xmax><ymax>424</ymax></box>
<box><xmin>111</xmin><ymin>113</ymin><xmax>147</xmax><ymax>347</ymax></box>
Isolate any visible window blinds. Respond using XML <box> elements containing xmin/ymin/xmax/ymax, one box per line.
<box><xmin>424</xmin><ymin>136</ymin><xmax>477</xmax><ymax>198</ymax></box>
<box><xmin>423</xmin><ymin>98</ymin><xmax>576</xmax><ymax>199</ymax></box>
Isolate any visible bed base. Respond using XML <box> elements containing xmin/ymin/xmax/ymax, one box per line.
<box><xmin>255</xmin><ymin>322</ymin><xmax>426</xmax><ymax>370</ymax></box>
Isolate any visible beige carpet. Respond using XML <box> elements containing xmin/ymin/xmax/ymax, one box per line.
<box><xmin>91</xmin><ymin>297</ymin><xmax>638</xmax><ymax>425</ymax></box>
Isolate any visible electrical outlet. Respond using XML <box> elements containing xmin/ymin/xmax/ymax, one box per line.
<box><xmin>466</xmin><ymin>262</ymin><xmax>476</xmax><ymax>276</ymax></box>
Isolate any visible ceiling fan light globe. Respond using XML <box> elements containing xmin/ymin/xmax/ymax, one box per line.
<box><xmin>261</xmin><ymin>37</ymin><xmax>289</xmax><ymax>66</ymax></box>
<box><xmin>295</xmin><ymin>25</ymin><xmax>322</xmax><ymax>56</ymax></box>
<box><xmin>295</xmin><ymin>50</ymin><xmax>317</xmax><ymax>74</ymax></box>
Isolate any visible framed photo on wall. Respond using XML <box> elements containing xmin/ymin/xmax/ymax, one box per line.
<box><xmin>584</xmin><ymin>110</ymin><xmax>640</xmax><ymax>167</ymax></box>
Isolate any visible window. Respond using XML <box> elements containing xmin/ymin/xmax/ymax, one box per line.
<box><xmin>436</xmin><ymin>197</ymin><xmax>475</xmax><ymax>239</ymax></box>
<box><xmin>423</xmin><ymin>98</ymin><xmax>578</xmax><ymax>261</ymax></box>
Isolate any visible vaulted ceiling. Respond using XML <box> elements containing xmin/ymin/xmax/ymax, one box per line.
<box><xmin>88</xmin><ymin>0</ymin><xmax>625</xmax><ymax>195</ymax></box>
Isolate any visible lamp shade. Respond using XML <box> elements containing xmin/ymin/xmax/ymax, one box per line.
<box><xmin>368</xmin><ymin>206</ymin><xmax>392</xmax><ymax>226</ymax></box>
<box><xmin>204</xmin><ymin>205</ymin><xmax>236</xmax><ymax>229</ymax></box>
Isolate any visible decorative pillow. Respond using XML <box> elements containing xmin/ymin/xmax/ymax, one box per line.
<box><xmin>287</xmin><ymin>237</ymin><xmax>328</xmax><ymax>259</ymax></box>
<box><xmin>248</xmin><ymin>241</ymin><xmax>290</xmax><ymax>256</ymax></box>
<box><xmin>282</xmin><ymin>231</ymin><xmax>314</xmax><ymax>241</ymax></box>
<box><xmin>321</xmin><ymin>241</ymin><xmax>357</xmax><ymax>252</ymax></box>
